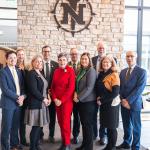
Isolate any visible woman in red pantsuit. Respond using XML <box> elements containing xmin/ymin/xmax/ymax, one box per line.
<box><xmin>51</xmin><ymin>53</ymin><xmax>75</xmax><ymax>150</ymax></box>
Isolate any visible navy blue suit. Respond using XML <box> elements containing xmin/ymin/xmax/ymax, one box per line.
<box><xmin>0</xmin><ymin>66</ymin><xmax>25</xmax><ymax>150</ymax></box>
<box><xmin>120</xmin><ymin>65</ymin><xmax>147</xmax><ymax>150</ymax></box>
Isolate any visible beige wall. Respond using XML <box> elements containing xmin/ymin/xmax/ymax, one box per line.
<box><xmin>0</xmin><ymin>50</ymin><xmax>6</xmax><ymax>66</ymax></box>
<box><xmin>18</xmin><ymin>0</ymin><xmax>124</xmax><ymax>65</ymax></box>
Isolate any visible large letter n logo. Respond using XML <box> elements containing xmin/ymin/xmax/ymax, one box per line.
<box><xmin>61</xmin><ymin>3</ymin><xmax>86</xmax><ymax>25</ymax></box>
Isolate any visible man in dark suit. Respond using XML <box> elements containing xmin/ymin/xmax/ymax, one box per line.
<box><xmin>117</xmin><ymin>51</ymin><xmax>147</xmax><ymax>150</ymax></box>
<box><xmin>68</xmin><ymin>48</ymin><xmax>80</xmax><ymax>144</ymax></box>
<box><xmin>0</xmin><ymin>51</ymin><xmax>25</xmax><ymax>150</ymax></box>
<box><xmin>92</xmin><ymin>41</ymin><xmax>107</xmax><ymax>145</ymax></box>
<box><xmin>41</xmin><ymin>45</ymin><xmax>58</xmax><ymax>143</ymax></box>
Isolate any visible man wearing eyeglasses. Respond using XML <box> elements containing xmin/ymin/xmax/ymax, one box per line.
<box><xmin>41</xmin><ymin>45</ymin><xmax>58</xmax><ymax>143</ymax></box>
<box><xmin>68</xmin><ymin>48</ymin><xmax>80</xmax><ymax>144</ymax></box>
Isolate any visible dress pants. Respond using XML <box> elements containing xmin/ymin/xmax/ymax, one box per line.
<box><xmin>93</xmin><ymin>104</ymin><xmax>107</xmax><ymax>139</ymax></box>
<box><xmin>78</xmin><ymin>101</ymin><xmax>95</xmax><ymax>150</ymax></box>
<box><xmin>19</xmin><ymin>106</ymin><xmax>27</xmax><ymax>144</ymax></box>
<box><xmin>30</xmin><ymin>126</ymin><xmax>41</xmax><ymax>150</ymax></box>
<box><xmin>106</xmin><ymin>129</ymin><xmax>117</xmax><ymax>149</ymax></box>
<box><xmin>121</xmin><ymin>106</ymin><xmax>141</xmax><ymax>150</ymax></box>
<box><xmin>48</xmin><ymin>101</ymin><xmax>56</xmax><ymax>137</ymax></box>
<box><xmin>1</xmin><ymin>108</ymin><xmax>20</xmax><ymax>150</ymax></box>
<box><xmin>56</xmin><ymin>101</ymin><xmax>73</xmax><ymax>145</ymax></box>
<box><xmin>72</xmin><ymin>103</ymin><xmax>80</xmax><ymax>138</ymax></box>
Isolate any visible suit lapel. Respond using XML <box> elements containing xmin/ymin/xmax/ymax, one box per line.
<box><xmin>5</xmin><ymin>66</ymin><xmax>16</xmax><ymax>87</ymax></box>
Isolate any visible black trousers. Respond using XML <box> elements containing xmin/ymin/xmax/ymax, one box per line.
<box><xmin>93</xmin><ymin>104</ymin><xmax>107</xmax><ymax>139</ymax></box>
<box><xmin>72</xmin><ymin>103</ymin><xmax>80</xmax><ymax>138</ymax></box>
<box><xmin>40</xmin><ymin>102</ymin><xmax>56</xmax><ymax>139</ymax></box>
<box><xmin>106</xmin><ymin>128</ymin><xmax>117</xmax><ymax>149</ymax></box>
<box><xmin>78</xmin><ymin>101</ymin><xmax>95</xmax><ymax>150</ymax></box>
<box><xmin>30</xmin><ymin>126</ymin><xmax>41</xmax><ymax>150</ymax></box>
<box><xmin>19</xmin><ymin>107</ymin><xmax>27</xmax><ymax>144</ymax></box>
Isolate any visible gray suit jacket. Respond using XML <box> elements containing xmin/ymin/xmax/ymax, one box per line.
<box><xmin>78</xmin><ymin>67</ymin><xmax>97</xmax><ymax>102</ymax></box>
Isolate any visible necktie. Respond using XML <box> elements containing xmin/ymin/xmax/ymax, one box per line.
<box><xmin>45</xmin><ymin>62</ymin><xmax>50</xmax><ymax>81</ymax></box>
<box><xmin>126</xmin><ymin>67</ymin><xmax>131</xmax><ymax>80</ymax></box>
<box><xmin>73</xmin><ymin>63</ymin><xmax>77</xmax><ymax>74</ymax></box>
<box><xmin>12</xmin><ymin>68</ymin><xmax>20</xmax><ymax>95</ymax></box>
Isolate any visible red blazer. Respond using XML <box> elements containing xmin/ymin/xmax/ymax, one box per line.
<box><xmin>51</xmin><ymin>65</ymin><xmax>75</xmax><ymax>104</ymax></box>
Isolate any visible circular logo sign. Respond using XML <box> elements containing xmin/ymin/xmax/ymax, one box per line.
<box><xmin>52</xmin><ymin>0</ymin><xmax>95</xmax><ymax>36</ymax></box>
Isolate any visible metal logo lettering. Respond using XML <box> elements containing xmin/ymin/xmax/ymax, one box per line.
<box><xmin>52</xmin><ymin>0</ymin><xmax>95</xmax><ymax>36</ymax></box>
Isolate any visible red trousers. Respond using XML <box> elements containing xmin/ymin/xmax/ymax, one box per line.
<box><xmin>56</xmin><ymin>101</ymin><xmax>73</xmax><ymax>145</ymax></box>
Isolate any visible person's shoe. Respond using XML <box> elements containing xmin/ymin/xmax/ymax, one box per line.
<box><xmin>102</xmin><ymin>145</ymin><xmax>116</xmax><ymax>150</ymax></box>
<box><xmin>75</xmin><ymin>145</ymin><xmax>84</xmax><ymax>150</ymax></box>
<box><xmin>63</xmin><ymin>145</ymin><xmax>71</xmax><ymax>150</ymax></box>
<box><xmin>98</xmin><ymin>138</ymin><xmax>106</xmax><ymax>145</ymax></box>
<box><xmin>72</xmin><ymin>137</ymin><xmax>79</xmax><ymax>144</ymax></box>
<box><xmin>116</xmin><ymin>143</ymin><xmax>130</xmax><ymax>149</ymax></box>
<box><xmin>36</xmin><ymin>145</ymin><xmax>42</xmax><ymax>150</ymax></box>
<box><xmin>57</xmin><ymin>143</ymin><xmax>64</xmax><ymax>150</ymax></box>
<box><xmin>49</xmin><ymin>136</ymin><xmax>55</xmax><ymax>143</ymax></box>
<box><xmin>10</xmin><ymin>145</ymin><xmax>23</xmax><ymax>150</ymax></box>
<box><xmin>21</xmin><ymin>142</ymin><xmax>30</xmax><ymax>147</ymax></box>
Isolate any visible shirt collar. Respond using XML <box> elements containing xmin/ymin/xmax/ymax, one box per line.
<box><xmin>129</xmin><ymin>64</ymin><xmax>136</xmax><ymax>69</ymax></box>
<box><xmin>43</xmin><ymin>60</ymin><xmax>51</xmax><ymax>64</ymax></box>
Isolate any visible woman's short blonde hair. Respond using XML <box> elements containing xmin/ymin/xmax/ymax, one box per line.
<box><xmin>99</xmin><ymin>55</ymin><xmax>118</xmax><ymax>72</ymax></box>
<box><xmin>30</xmin><ymin>55</ymin><xmax>43</xmax><ymax>70</ymax></box>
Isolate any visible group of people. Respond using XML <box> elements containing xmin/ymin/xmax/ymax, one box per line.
<box><xmin>0</xmin><ymin>41</ymin><xmax>147</xmax><ymax>150</ymax></box>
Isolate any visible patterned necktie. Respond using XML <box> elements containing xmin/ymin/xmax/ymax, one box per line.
<box><xmin>126</xmin><ymin>67</ymin><xmax>131</xmax><ymax>80</ymax></box>
<box><xmin>45</xmin><ymin>62</ymin><xmax>50</xmax><ymax>81</ymax></box>
<box><xmin>12</xmin><ymin>68</ymin><xmax>20</xmax><ymax>95</ymax></box>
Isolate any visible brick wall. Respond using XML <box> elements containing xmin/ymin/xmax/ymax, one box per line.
<box><xmin>17</xmin><ymin>0</ymin><xmax>124</xmax><ymax>64</ymax></box>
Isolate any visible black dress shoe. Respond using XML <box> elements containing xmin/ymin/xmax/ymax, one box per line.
<box><xmin>21</xmin><ymin>142</ymin><xmax>30</xmax><ymax>147</ymax></box>
<box><xmin>98</xmin><ymin>138</ymin><xmax>106</xmax><ymax>145</ymax></box>
<box><xmin>72</xmin><ymin>137</ymin><xmax>79</xmax><ymax>144</ymax></box>
<box><xmin>49</xmin><ymin>136</ymin><xmax>55</xmax><ymax>143</ymax></box>
<box><xmin>36</xmin><ymin>145</ymin><xmax>42</xmax><ymax>150</ymax></box>
<box><xmin>103</xmin><ymin>146</ymin><xmax>116</xmax><ymax>150</ymax></box>
<box><xmin>63</xmin><ymin>145</ymin><xmax>71</xmax><ymax>150</ymax></box>
<box><xmin>75</xmin><ymin>145</ymin><xmax>84</xmax><ymax>150</ymax></box>
<box><xmin>116</xmin><ymin>143</ymin><xmax>130</xmax><ymax>149</ymax></box>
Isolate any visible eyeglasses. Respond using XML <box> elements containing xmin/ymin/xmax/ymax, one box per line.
<box><xmin>70</xmin><ymin>53</ymin><xmax>78</xmax><ymax>55</ymax></box>
<box><xmin>43</xmin><ymin>51</ymin><xmax>51</xmax><ymax>53</ymax></box>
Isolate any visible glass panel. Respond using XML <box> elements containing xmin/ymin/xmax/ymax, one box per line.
<box><xmin>0</xmin><ymin>20</ymin><xmax>17</xmax><ymax>26</ymax></box>
<box><xmin>125</xmin><ymin>0</ymin><xmax>138</xmax><ymax>6</ymax></box>
<box><xmin>142</xmin><ymin>36</ymin><xmax>150</xmax><ymax>83</ymax></box>
<box><xmin>0</xmin><ymin>9</ymin><xmax>17</xmax><ymax>19</ymax></box>
<box><xmin>143</xmin><ymin>10</ymin><xmax>150</xmax><ymax>34</ymax></box>
<box><xmin>123</xmin><ymin>35</ymin><xmax>137</xmax><ymax>67</ymax></box>
<box><xmin>0</xmin><ymin>0</ymin><xmax>17</xmax><ymax>8</ymax></box>
<box><xmin>124</xmin><ymin>9</ymin><xmax>138</xmax><ymax>34</ymax></box>
<box><xmin>144</xmin><ymin>0</ymin><xmax>150</xmax><ymax>7</ymax></box>
<box><xmin>123</xmin><ymin>35</ymin><xmax>137</xmax><ymax>51</ymax></box>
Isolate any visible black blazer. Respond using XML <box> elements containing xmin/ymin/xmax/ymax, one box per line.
<box><xmin>27</xmin><ymin>70</ymin><xmax>45</xmax><ymax>109</ymax></box>
<box><xmin>92</xmin><ymin>56</ymin><xmax>98</xmax><ymax>70</ymax></box>
<box><xmin>92</xmin><ymin>56</ymin><xmax>117</xmax><ymax>70</ymax></box>
<box><xmin>42</xmin><ymin>60</ymin><xmax>58</xmax><ymax>88</ymax></box>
